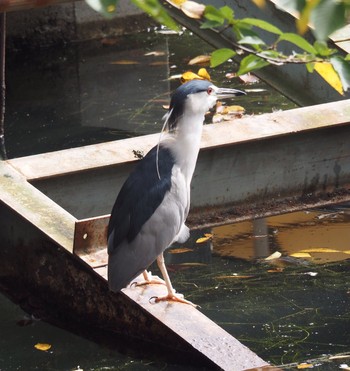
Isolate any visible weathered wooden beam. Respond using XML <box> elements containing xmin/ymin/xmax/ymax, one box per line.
<box><xmin>0</xmin><ymin>161</ymin><xmax>270</xmax><ymax>370</ymax></box>
<box><xmin>7</xmin><ymin>99</ymin><xmax>350</xmax><ymax>222</ymax></box>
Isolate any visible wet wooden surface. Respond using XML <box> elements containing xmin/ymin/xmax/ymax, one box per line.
<box><xmin>77</xmin><ymin>247</ymin><xmax>270</xmax><ymax>371</ymax></box>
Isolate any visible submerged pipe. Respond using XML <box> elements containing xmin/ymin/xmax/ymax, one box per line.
<box><xmin>0</xmin><ymin>12</ymin><xmax>6</xmax><ymax>160</ymax></box>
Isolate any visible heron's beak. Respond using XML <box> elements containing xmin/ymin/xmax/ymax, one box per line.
<box><xmin>216</xmin><ymin>88</ymin><xmax>246</xmax><ymax>99</ymax></box>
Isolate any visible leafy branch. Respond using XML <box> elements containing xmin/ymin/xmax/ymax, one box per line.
<box><xmin>85</xmin><ymin>0</ymin><xmax>350</xmax><ymax>94</ymax></box>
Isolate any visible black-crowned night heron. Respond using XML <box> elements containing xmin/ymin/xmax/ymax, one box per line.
<box><xmin>108</xmin><ymin>79</ymin><xmax>245</xmax><ymax>305</ymax></box>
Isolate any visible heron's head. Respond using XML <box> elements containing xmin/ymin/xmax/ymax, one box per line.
<box><xmin>165</xmin><ymin>79</ymin><xmax>246</xmax><ymax>131</ymax></box>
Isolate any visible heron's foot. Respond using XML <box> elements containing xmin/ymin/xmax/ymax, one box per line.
<box><xmin>150</xmin><ymin>292</ymin><xmax>198</xmax><ymax>307</ymax></box>
<box><xmin>131</xmin><ymin>271</ymin><xmax>166</xmax><ymax>288</ymax></box>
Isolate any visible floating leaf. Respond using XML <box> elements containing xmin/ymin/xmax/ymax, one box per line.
<box><xmin>238</xmin><ymin>73</ymin><xmax>259</xmax><ymax>84</ymax></box>
<box><xmin>314</xmin><ymin>62</ymin><xmax>343</xmax><ymax>95</ymax></box>
<box><xmin>210</xmin><ymin>48</ymin><xmax>236</xmax><ymax>68</ymax></box>
<box><xmin>265</xmin><ymin>251</ymin><xmax>282</xmax><ymax>261</ymax></box>
<box><xmin>267</xmin><ymin>268</ymin><xmax>284</xmax><ymax>273</ymax></box>
<box><xmin>197</xmin><ymin>68</ymin><xmax>211</xmax><ymax>80</ymax></box>
<box><xmin>110</xmin><ymin>60</ymin><xmax>139</xmax><ymax>65</ymax></box>
<box><xmin>290</xmin><ymin>252</ymin><xmax>312</xmax><ymax>258</ymax></box>
<box><xmin>297</xmin><ymin>363</ymin><xmax>314</xmax><ymax>369</ymax></box>
<box><xmin>34</xmin><ymin>343</ymin><xmax>52</xmax><ymax>351</ymax></box>
<box><xmin>300</xmin><ymin>248</ymin><xmax>340</xmax><ymax>253</ymax></box>
<box><xmin>181</xmin><ymin>70</ymin><xmax>209</xmax><ymax>83</ymax></box>
<box><xmin>216</xmin><ymin>275</ymin><xmax>254</xmax><ymax>279</ymax></box>
<box><xmin>168</xmin><ymin>248</ymin><xmax>193</xmax><ymax>254</ymax></box>
<box><xmin>216</xmin><ymin>105</ymin><xmax>245</xmax><ymax>115</ymax></box>
<box><xmin>196</xmin><ymin>233</ymin><xmax>213</xmax><ymax>244</ymax></box>
<box><xmin>188</xmin><ymin>55</ymin><xmax>211</xmax><ymax>65</ymax></box>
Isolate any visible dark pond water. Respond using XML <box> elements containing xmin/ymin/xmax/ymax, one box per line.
<box><xmin>2</xmin><ymin>26</ymin><xmax>349</xmax><ymax>371</ymax></box>
<box><xmin>5</xmin><ymin>29</ymin><xmax>295</xmax><ymax>159</ymax></box>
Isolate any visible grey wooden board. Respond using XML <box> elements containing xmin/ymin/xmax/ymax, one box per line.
<box><xmin>8</xmin><ymin>99</ymin><xmax>350</xmax><ymax>220</ymax></box>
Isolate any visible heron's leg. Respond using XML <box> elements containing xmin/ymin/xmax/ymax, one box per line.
<box><xmin>153</xmin><ymin>253</ymin><xmax>196</xmax><ymax>307</ymax></box>
<box><xmin>131</xmin><ymin>270</ymin><xmax>165</xmax><ymax>287</ymax></box>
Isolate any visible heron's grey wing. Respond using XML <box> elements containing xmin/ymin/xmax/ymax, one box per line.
<box><xmin>107</xmin><ymin>145</ymin><xmax>175</xmax><ymax>254</ymax></box>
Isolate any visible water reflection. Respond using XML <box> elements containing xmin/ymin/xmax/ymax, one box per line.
<box><xmin>164</xmin><ymin>207</ymin><xmax>350</xmax><ymax>366</ymax></box>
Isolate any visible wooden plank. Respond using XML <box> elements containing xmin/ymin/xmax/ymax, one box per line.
<box><xmin>0</xmin><ymin>161</ymin><xmax>76</xmax><ymax>252</ymax></box>
<box><xmin>6</xmin><ymin>100</ymin><xmax>350</xmax><ymax>220</ymax></box>
<box><xmin>8</xmin><ymin>99</ymin><xmax>350</xmax><ymax>181</ymax></box>
<box><xmin>0</xmin><ymin>161</ymin><xmax>270</xmax><ymax>370</ymax></box>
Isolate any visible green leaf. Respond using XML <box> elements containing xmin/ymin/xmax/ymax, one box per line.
<box><xmin>219</xmin><ymin>5</ymin><xmax>234</xmax><ymax>22</ymax></box>
<box><xmin>204</xmin><ymin>5</ymin><xmax>225</xmax><ymax>25</ymax></box>
<box><xmin>210</xmin><ymin>48</ymin><xmax>236</xmax><ymax>67</ymax></box>
<box><xmin>238</xmin><ymin>35</ymin><xmax>266</xmax><ymax>46</ymax></box>
<box><xmin>239</xmin><ymin>18</ymin><xmax>283</xmax><ymax>35</ymax></box>
<box><xmin>259</xmin><ymin>50</ymin><xmax>281</xmax><ymax>59</ymax></box>
<box><xmin>306</xmin><ymin>62</ymin><xmax>315</xmax><ymax>73</ymax></box>
<box><xmin>237</xmin><ymin>54</ymin><xmax>269</xmax><ymax>75</ymax></box>
<box><xmin>200</xmin><ymin>19</ymin><xmax>225</xmax><ymax>29</ymax></box>
<box><xmin>131</xmin><ymin>0</ymin><xmax>179</xmax><ymax>31</ymax></box>
<box><xmin>330</xmin><ymin>56</ymin><xmax>350</xmax><ymax>92</ymax></box>
<box><xmin>311</xmin><ymin>0</ymin><xmax>346</xmax><ymax>40</ymax></box>
<box><xmin>313</xmin><ymin>40</ymin><xmax>336</xmax><ymax>57</ymax></box>
<box><xmin>278</xmin><ymin>33</ymin><xmax>316</xmax><ymax>54</ymax></box>
<box><xmin>345</xmin><ymin>54</ymin><xmax>350</xmax><ymax>62</ymax></box>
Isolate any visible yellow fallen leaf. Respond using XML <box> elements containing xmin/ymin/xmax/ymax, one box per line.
<box><xmin>300</xmin><ymin>248</ymin><xmax>340</xmax><ymax>253</ymax></box>
<box><xmin>290</xmin><ymin>252</ymin><xmax>312</xmax><ymax>258</ymax></box>
<box><xmin>216</xmin><ymin>105</ymin><xmax>245</xmax><ymax>115</ymax></box>
<box><xmin>181</xmin><ymin>71</ymin><xmax>205</xmax><ymax>83</ymax></box>
<box><xmin>343</xmin><ymin>250</ymin><xmax>350</xmax><ymax>254</ymax></box>
<box><xmin>188</xmin><ymin>55</ymin><xmax>211</xmax><ymax>65</ymax></box>
<box><xmin>267</xmin><ymin>268</ymin><xmax>284</xmax><ymax>273</ymax></box>
<box><xmin>34</xmin><ymin>343</ymin><xmax>52</xmax><ymax>351</ymax></box>
<box><xmin>196</xmin><ymin>233</ymin><xmax>213</xmax><ymax>244</ymax></box>
<box><xmin>314</xmin><ymin>62</ymin><xmax>343</xmax><ymax>95</ymax></box>
<box><xmin>168</xmin><ymin>248</ymin><xmax>193</xmax><ymax>254</ymax></box>
<box><xmin>265</xmin><ymin>251</ymin><xmax>282</xmax><ymax>260</ymax></box>
<box><xmin>197</xmin><ymin>68</ymin><xmax>211</xmax><ymax>80</ymax></box>
<box><xmin>110</xmin><ymin>60</ymin><xmax>139</xmax><ymax>65</ymax></box>
<box><xmin>297</xmin><ymin>363</ymin><xmax>314</xmax><ymax>369</ymax></box>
